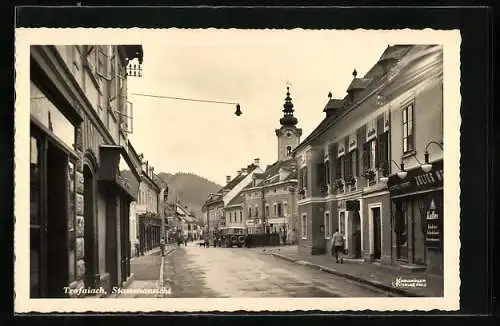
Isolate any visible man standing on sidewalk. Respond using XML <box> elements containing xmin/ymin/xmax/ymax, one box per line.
<box><xmin>331</xmin><ymin>229</ymin><xmax>344</xmax><ymax>264</ymax></box>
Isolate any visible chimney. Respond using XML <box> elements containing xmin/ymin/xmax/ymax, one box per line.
<box><xmin>236</xmin><ymin>169</ymin><xmax>242</xmax><ymax>175</ymax></box>
<box><xmin>226</xmin><ymin>175</ymin><xmax>231</xmax><ymax>183</ymax></box>
<box><xmin>241</xmin><ymin>168</ymin><xmax>248</xmax><ymax>176</ymax></box>
<box><xmin>254</xmin><ymin>158</ymin><xmax>260</xmax><ymax>166</ymax></box>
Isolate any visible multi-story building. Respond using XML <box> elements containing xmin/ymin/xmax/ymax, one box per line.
<box><xmin>292</xmin><ymin>45</ymin><xmax>444</xmax><ymax>274</ymax></box>
<box><xmin>202</xmin><ymin>162</ymin><xmax>263</xmax><ymax>242</ymax></box>
<box><xmin>136</xmin><ymin>160</ymin><xmax>162</xmax><ymax>253</ymax></box>
<box><xmin>30</xmin><ymin>45</ymin><xmax>143</xmax><ymax>297</ymax></box>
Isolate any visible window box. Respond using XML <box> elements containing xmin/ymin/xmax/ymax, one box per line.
<box><xmin>344</xmin><ymin>176</ymin><xmax>356</xmax><ymax>187</ymax></box>
<box><xmin>333</xmin><ymin>179</ymin><xmax>344</xmax><ymax>194</ymax></box>
<box><xmin>362</xmin><ymin>169</ymin><xmax>376</xmax><ymax>181</ymax></box>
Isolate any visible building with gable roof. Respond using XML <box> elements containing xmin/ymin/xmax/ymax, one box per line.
<box><xmin>202</xmin><ymin>162</ymin><xmax>263</xmax><ymax>243</ymax></box>
<box><xmin>292</xmin><ymin>45</ymin><xmax>444</xmax><ymax>273</ymax></box>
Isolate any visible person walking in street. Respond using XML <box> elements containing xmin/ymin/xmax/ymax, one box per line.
<box><xmin>331</xmin><ymin>228</ymin><xmax>345</xmax><ymax>264</ymax></box>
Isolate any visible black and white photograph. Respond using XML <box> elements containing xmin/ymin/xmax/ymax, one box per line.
<box><xmin>14</xmin><ymin>27</ymin><xmax>461</xmax><ymax>312</ymax></box>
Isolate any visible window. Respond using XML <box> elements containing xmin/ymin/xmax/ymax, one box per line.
<box><xmin>283</xmin><ymin>203</ymin><xmax>288</xmax><ymax>216</ymax></box>
<box><xmin>255</xmin><ymin>206</ymin><xmax>259</xmax><ymax>217</ymax></box>
<box><xmin>287</xmin><ymin>146</ymin><xmax>292</xmax><ymax>156</ymax></box>
<box><xmin>248</xmin><ymin>207</ymin><xmax>252</xmax><ymax>218</ymax></box>
<box><xmin>265</xmin><ymin>205</ymin><xmax>269</xmax><ymax>217</ymax></box>
<box><xmin>239</xmin><ymin>211</ymin><xmax>242</xmax><ymax>223</ymax></box>
<box><xmin>300</xmin><ymin>166</ymin><xmax>308</xmax><ymax>190</ymax></box>
<box><xmin>335</xmin><ymin>156</ymin><xmax>343</xmax><ymax>179</ymax></box>
<box><xmin>325</xmin><ymin>160</ymin><xmax>330</xmax><ymax>184</ymax></box>
<box><xmin>277</xmin><ymin>203</ymin><xmax>282</xmax><ymax>217</ymax></box>
<box><xmin>402</xmin><ymin>103</ymin><xmax>414</xmax><ymax>153</ymax></box>
<box><xmin>363</xmin><ymin>139</ymin><xmax>378</xmax><ymax>170</ymax></box>
<box><xmin>377</xmin><ymin>132</ymin><xmax>389</xmax><ymax>171</ymax></box>
<box><xmin>344</xmin><ymin>152</ymin><xmax>352</xmax><ymax>179</ymax></box>
<box><xmin>301</xmin><ymin>214</ymin><xmax>308</xmax><ymax>239</ymax></box>
<box><xmin>324</xmin><ymin>212</ymin><xmax>331</xmax><ymax>239</ymax></box>
<box><xmin>273</xmin><ymin>203</ymin><xmax>277</xmax><ymax>216</ymax></box>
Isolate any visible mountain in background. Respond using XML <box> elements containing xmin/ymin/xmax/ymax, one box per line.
<box><xmin>120</xmin><ymin>170</ymin><xmax>222</xmax><ymax>224</ymax></box>
<box><xmin>157</xmin><ymin>172</ymin><xmax>222</xmax><ymax>222</ymax></box>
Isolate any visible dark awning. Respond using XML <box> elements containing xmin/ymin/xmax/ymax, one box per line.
<box><xmin>387</xmin><ymin>160</ymin><xmax>443</xmax><ymax>197</ymax></box>
<box><xmin>99</xmin><ymin>145</ymin><xmax>141</xmax><ymax>201</ymax></box>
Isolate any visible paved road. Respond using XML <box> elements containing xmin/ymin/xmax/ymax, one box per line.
<box><xmin>161</xmin><ymin>242</ymin><xmax>392</xmax><ymax>298</ymax></box>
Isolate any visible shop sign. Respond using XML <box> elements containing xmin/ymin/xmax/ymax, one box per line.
<box><xmin>425</xmin><ymin>201</ymin><xmax>441</xmax><ymax>248</ymax></box>
<box><xmin>388</xmin><ymin>160</ymin><xmax>443</xmax><ymax>196</ymax></box>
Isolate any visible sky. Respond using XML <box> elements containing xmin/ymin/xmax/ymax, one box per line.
<box><xmin>126</xmin><ymin>29</ymin><xmax>414</xmax><ymax>185</ymax></box>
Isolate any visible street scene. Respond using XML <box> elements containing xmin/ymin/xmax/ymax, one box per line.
<box><xmin>119</xmin><ymin>243</ymin><xmax>398</xmax><ymax>298</ymax></box>
<box><xmin>26</xmin><ymin>29</ymin><xmax>447</xmax><ymax>301</ymax></box>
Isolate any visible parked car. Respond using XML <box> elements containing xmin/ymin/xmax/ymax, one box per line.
<box><xmin>220</xmin><ymin>226</ymin><xmax>247</xmax><ymax>248</ymax></box>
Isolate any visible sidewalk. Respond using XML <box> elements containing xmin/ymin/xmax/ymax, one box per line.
<box><xmin>111</xmin><ymin>245</ymin><xmax>176</xmax><ymax>298</ymax></box>
<box><xmin>271</xmin><ymin>246</ymin><xmax>444</xmax><ymax>297</ymax></box>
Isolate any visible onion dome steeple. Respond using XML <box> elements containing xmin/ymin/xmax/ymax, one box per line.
<box><xmin>279</xmin><ymin>86</ymin><xmax>298</xmax><ymax>126</ymax></box>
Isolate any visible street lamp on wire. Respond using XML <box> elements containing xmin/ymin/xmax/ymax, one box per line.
<box><xmin>131</xmin><ymin>93</ymin><xmax>243</xmax><ymax>116</ymax></box>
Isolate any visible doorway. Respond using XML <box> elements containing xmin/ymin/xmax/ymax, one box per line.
<box><xmin>83</xmin><ymin>164</ymin><xmax>96</xmax><ymax>287</ymax></box>
<box><xmin>46</xmin><ymin>141</ymin><xmax>70</xmax><ymax>297</ymax></box>
<box><xmin>371</xmin><ymin>207</ymin><xmax>382</xmax><ymax>260</ymax></box>
<box><xmin>30</xmin><ymin>128</ymin><xmax>72</xmax><ymax>297</ymax></box>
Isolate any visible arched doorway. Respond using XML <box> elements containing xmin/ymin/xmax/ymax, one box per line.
<box><xmin>83</xmin><ymin>163</ymin><xmax>97</xmax><ymax>287</ymax></box>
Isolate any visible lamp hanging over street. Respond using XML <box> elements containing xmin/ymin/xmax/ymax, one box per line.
<box><xmin>421</xmin><ymin>141</ymin><xmax>444</xmax><ymax>173</ymax></box>
<box><xmin>379</xmin><ymin>160</ymin><xmax>407</xmax><ymax>183</ymax></box>
<box><xmin>235</xmin><ymin>104</ymin><xmax>242</xmax><ymax>116</ymax></box>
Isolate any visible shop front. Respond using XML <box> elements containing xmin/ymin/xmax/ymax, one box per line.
<box><xmin>387</xmin><ymin>160</ymin><xmax>443</xmax><ymax>274</ymax></box>
<box><xmin>29</xmin><ymin>67</ymin><xmax>84</xmax><ymax>298</ymax></box>
<box><xmin>99</xmin><ymin>145</ymin><xmax>140</xmax><ymax>292</ymax></box>
<box><xmin>138</xmin><ymin>213</ymin><xmax>162</xmax><ymax>253</ymax></box>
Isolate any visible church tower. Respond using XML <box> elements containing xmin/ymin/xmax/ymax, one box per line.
<box><xmin>275</xmin><ymin>86</ymin><xmax>302</xmax><ymax>161</ymax></box>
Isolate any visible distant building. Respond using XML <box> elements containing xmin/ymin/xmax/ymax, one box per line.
<box><xmin>202</xmin><ymin>162</ymin><xmax>263</xmax><ymax>242</ymax></box>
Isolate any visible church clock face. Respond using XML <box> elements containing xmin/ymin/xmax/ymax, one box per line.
<box><xmin>286</xmin><ymin>131</ymin><xmax>292</xmax><ymax>137</ymax></box>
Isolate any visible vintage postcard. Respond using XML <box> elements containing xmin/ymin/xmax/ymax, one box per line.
<box><xmin>14</xmin><ymin>28</ymin><xmax>461</xmax><ymax>313</ymax></box>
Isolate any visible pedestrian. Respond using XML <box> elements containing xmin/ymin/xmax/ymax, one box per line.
<box><xmin>331</xmin><ymin>228</ymin><xmax>345</xmax><ymax>264</ymax></box>
<box><xmin>160</xmin><ymin>237</ymin><xmax>165</xmax><ymax>256</ymax></box>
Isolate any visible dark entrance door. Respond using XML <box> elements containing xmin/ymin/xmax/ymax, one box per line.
<box><xmin>45</xmin><ymin>140</ymin><xmax>69</xmax><ymax>297</ymax></box>
<box><xmin>372</xmin><ymin>207</ymin><xmax>381</xmax><ymax>260</ymax></box>
<box><xmin>30</xmin><ymin>129</ymin><xmax>70</xmax><ymax>298</ymax></box>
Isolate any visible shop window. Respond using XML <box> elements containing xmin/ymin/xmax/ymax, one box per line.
<box><xmin>301</xmin><ymin>214</ymin><xmax>308</xmax><ymax>239</ymax></box>
<box><xmin>402</xmin><ymin>103</ymin><xmax>414</xmax><ymax>153</ymax></box>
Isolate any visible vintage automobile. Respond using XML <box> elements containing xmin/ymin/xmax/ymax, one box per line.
<box><xmin>220</xmin><ymin>226</ymin><xmax>247</xmax><ymax>248</ymax></box>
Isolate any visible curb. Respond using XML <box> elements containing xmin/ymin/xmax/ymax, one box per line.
<box><xmin>272</xmin><ymin>253</ymin><xmax>423</xmax><ymax>297</ymax></box>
